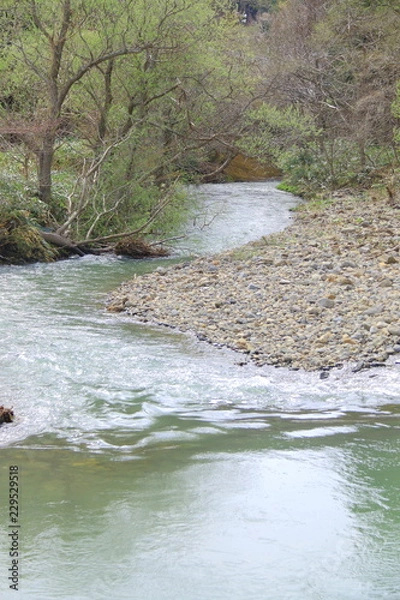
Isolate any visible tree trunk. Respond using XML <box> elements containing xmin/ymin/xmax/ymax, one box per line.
<box><xmin>37</xmin><ymin>134</ymin><xmax>55</xmax><ymax>204</ymax></box>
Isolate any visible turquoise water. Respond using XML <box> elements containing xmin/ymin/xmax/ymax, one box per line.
<box><xmin>0</xmin><ymin>182</ymin><xmax>400</xmax><ymax>599</ymax></box>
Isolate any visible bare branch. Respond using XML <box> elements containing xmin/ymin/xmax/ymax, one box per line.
<box><xmin>76</xmin><ymin>180</ymin><xmax>180</xmax><ymax>245</ymax></box>
<box><xmin>57</xmin><ymin>44</ymin><xmax>154</xmax><ymax>112</ymax></box>
<box><xmin>29</xmin><ymin>0</ymin><xmax>52</xmax><ymax>42</ymax></box>
<box><xmin>56</xmin><ymin>133</ymin><xmax>133</xmax><ymax>236</ymax></box>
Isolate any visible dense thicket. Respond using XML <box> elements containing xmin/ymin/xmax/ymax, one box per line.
<box><xmin>0</xmin><ymin>0</ymin><xmax>256</xmax><ymax>256</ymax></box>
<box><xmin>240</xmin><ymin>0</ymin><xmax>400</xmax><ymax>195</ymax></box>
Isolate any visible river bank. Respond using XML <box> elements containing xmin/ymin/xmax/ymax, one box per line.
<box><xmin>107</xmin><ymin>189</ymin><xmax>400</xmax><ymax>372</ymax></box>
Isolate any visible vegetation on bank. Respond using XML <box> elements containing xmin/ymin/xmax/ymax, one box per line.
<box><xmin>239</xmin><ymin>0</ymin><xmax>400</xmax><ymax>198</ymax></box>
<box><xmin>0</xmin><ymin>0</ymin><xmax>399</xmax><ymax>263</ymax></box>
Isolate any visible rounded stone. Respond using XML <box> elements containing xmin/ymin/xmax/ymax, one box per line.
<box><xmin>318</xmin><ymin>298</ymin><xmax>335</xmax><ymax>309</ymax></box>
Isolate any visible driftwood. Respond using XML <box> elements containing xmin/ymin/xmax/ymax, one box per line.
<box><xmin>114</xmin><ymin>237</ymin><xmax>170</xmax><ymax>258</ymax></box>
<box><xmin>0</xmin><ymin>406</ymin><xmax>14</xmax><ymax>425</ymax></box>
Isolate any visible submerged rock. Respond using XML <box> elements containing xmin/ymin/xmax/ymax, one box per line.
<box><xmin>0</xmin><ymin>406</ymin><xmax>14</xmax><ymax>425</ymax></box>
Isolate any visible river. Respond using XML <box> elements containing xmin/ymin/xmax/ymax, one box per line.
<box><xmin>1</xmin><ymin>181</ymin><xmax>400</xmax><ymax>600</ymax></box>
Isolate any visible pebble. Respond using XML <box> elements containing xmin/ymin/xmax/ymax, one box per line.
<box><xmin>107</xmin><ymin>194</ymin><xmax>400</xmax><ymax>372</ymax></box>
<box><xmin>318</xmin><ymin>298</ymin><xmax>335</xmax><ymax>308</ymax></box>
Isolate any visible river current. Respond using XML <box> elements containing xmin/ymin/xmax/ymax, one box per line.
<box><xmin>1</xmin><ymin>182</ymin><xmax>400</xmax><ymax>599</ymax></box>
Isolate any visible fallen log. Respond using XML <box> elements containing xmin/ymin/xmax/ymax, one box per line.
<box><xmin>40</xmin><ymin>230</ymin><xmax>85</xmax><ymax>256</ymax></box>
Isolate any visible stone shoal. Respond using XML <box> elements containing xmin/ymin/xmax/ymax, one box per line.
<box><xmin>107</xmin><ymin>194</ymin><xmax>400</xmax><ymax>372</ymax></box>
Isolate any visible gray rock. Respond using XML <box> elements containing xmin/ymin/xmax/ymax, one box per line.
<box><xmin>388</xmin><ymin>325</ymin><xmax>400</xmax><ymax>336</ymax></box>
<box><xmin>382</xmin><ymin>254</ymin><xmax>398</xmax><ymax>264</ymax></box>
<box><xmin>379</xmin><ymin>278</ymin><xmax>393</xmax><ymax>287</ymax></box>
<box><xmin>107</xmin><ymin>192</ymin><xmax>399</xmax><ymax>372</ymax></box>
<box><xmin>340</xmin><ymin>260</ymin><xmax>357</xmax><ymax>268</ymax></box>
<box><xmin>352</xmin><ymin>360</ymin><xmax>365</xmax><ymax>373</ymax></box>
<box><xmin>307</xmin><ymin>307</ymin><xmax>321</xmax><ymax>315</ymax></box>
<box><xmin>364</xmin><ymin>305</ymin><xmax>383</xmax><ymax>316</ymax></box>
<box><xmin>318</xmin><ymin>298</ymin><xmax>335</xmax><ymax>309</ymax></box>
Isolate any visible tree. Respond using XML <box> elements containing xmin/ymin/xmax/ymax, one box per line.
<box><xmin>241</xmin><ymin>0</ymin><xmax>400</xmax><ymax>192</ymax></box>
<box><xmin>1</xmin><ymin>0</ymin><xmax>255</xmax><ymax>245</ymax></box>
<box><xmin>1</xmin><ymin>0</ymin><xmax>192</xmax><ymax>203</ymax></box>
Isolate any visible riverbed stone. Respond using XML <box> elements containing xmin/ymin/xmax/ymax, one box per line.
<box><xmin>318</xmin><ymin>298</ymin><xmax>335</xmax><ymax>309</ymax></box>
<box><xmin>388</xmin><ymin>325</ymin><xmax>400</xmax><ymax>336</ymax></box>
<box><xmin>365</xmin><ymin>305</ymin><xmax>384</xmax><ymax>316</ymax></box>
<box><xmin>379</xmin><ymin>278</ymin><xmax>393</xmax><ymax>287</ymax></box>
<box><xmin>381</xmin><ymin>254</ymin><xmax>398</xmax><ymax>264</ymax></box>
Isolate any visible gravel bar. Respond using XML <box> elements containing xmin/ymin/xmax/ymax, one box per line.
<box><xmin>107</xmin><ymin>192</ymin><xmax>400</xmax><ymax>372</ymax></box>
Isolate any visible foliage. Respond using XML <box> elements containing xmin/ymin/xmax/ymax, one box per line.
<box><xmin>0</xmin><ymin>0</ymin><xmax>256</xmax><ymax>252</ymax></box>
<box><xmin>240</xmin><ymin>104</ymin><xmax>319</xmax><ymax>159</ymax></box>
<box><xmin>0</xmin><ymin>172</ymin><xmax>51</xmax><ymax>225</ymax></box>
<box><xmin>239</xmin><ymin>103</ymin><xmax>325</xmax><ymax>194</ymax></box>
<box><xmin>239</xmin><ymin>0</ymin><xmax>400</xmax><ymax>194</ymax></box>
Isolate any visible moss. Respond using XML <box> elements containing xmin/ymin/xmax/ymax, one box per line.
<box><xmin>276</xmin><ymin>181</ymin><xmax>299</xmax><ymax>194</ymax></box>
<box><xmin>0</xmin><ymin>209</ymin><xmax>57</xmax><ymax>264</ymax></box>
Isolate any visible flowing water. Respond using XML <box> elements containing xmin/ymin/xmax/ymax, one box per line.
<box><xmin>0</xmin><ymin>181</ymin><xmax>400</xmax><ymax>600</ymax></box>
